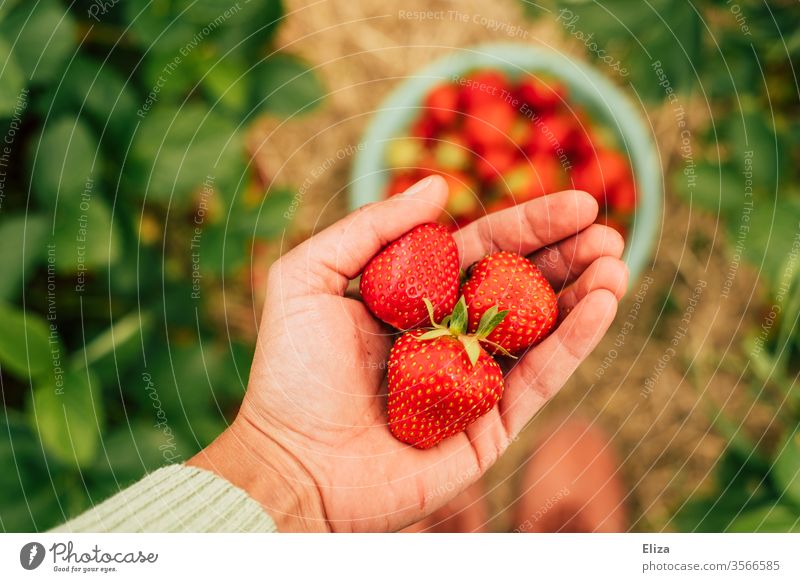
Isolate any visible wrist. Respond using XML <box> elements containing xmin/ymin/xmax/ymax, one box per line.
<box><xmin>188</xmin><ymin>417</ymin><xmax>329</xmax><ymax>532</ymax></box>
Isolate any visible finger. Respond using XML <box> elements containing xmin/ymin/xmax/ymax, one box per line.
<box><xmin>276</xmin><ymin>175</ymin><xmax>448</xmax><ymax>296</ymax></box>
<box><xmin>500</xmin><ymin>289</ymin><xmax>619</xmax><ymax>437</ymax></box>
<box><xmin>530</xmin><ymin>224</ymin><xmax>625</xmax><ymax>290</ymax></box>
<box><xmin>557</xmin><ymin>256</ymin><xmax>629</xmax><ymax>318</ymax></box>
<box><xmin>453</xmin><ymin>190</ymin><xmax>598</xmax><ymax>268</ymax></box>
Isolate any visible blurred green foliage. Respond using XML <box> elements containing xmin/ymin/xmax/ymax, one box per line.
<box><xmin>0</xmin><ymin>0</ymin><xmax>324</xmax><ymax>531</ymax></box>
<box><xmin>524</xmin><ymin>0</ymin><xmax>800</xmax><ymax>531</ymax></box>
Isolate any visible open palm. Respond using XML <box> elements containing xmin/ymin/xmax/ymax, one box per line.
<box><xmin>193</xmin><ymin>175</ymin><xmax>628</xmax><ymax>532</ymax></box>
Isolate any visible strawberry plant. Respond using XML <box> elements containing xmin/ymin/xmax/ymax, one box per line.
<box><xmin>0</xmin><ymin>0</ymin><xmax>325</xmax><ymax>531</ymax></box>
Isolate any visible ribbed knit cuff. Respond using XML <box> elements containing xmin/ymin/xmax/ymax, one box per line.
<box><xmin>51</xmin><ymin>464</ymin><xmax>278</xmax><ymax>533</ymax></box>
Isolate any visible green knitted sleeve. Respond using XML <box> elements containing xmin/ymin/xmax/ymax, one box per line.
<box><xmin>51</xmin><ymin>464</ymin><xmax>277</xmax><ymax>533</ymax></box>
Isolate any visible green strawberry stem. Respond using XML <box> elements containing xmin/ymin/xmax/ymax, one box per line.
<box><xmin>418</xmin><ymin>297</ymin><xmax>514</xmax><ymax>366</ymax></box>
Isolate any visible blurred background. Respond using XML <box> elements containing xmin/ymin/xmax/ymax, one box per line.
<box><xmin>0</xmin><ymin>0</ymin><xmax>798</xmax><ymax>532</ymax></box>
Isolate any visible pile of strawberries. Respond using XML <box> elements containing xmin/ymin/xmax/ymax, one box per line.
<box><xmin>360</xmin><ymin>223</ymin><xmax>558</xmax><ymax>449</ymax></box>
<box><xmin>384</xmin><ymin>69</ymin><xmax>636</xmax><ymax>236</ymax></box>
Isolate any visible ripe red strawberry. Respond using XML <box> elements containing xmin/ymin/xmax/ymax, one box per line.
<box><xmin>360</xmin><ymin>223</ymin><xmax>460</xmax><ymax>330</ymax></box>
<box><xmin>387</xmin><ymin>298</ymin><xmax>506</xmax><ymax>449</ymax></box>
<box><xmin>463</xmin><ymin>100</ymin><xmax>517</xmax><ymax>149</ymax></box>
<box><xmin>516</xmin><ymin>76</ymin><xmax>565</xmax><ymax>113</ymax></box>
<box><xmin>474</xmin><ymin>146</ymin><xmax>517</xmax><ymax>184</ymax></box>
<box><xmin>528</xmin><ymin>112</ymin><xmax>576</xmax><ymax>157</ymax></box>
<box><xmin>569</xmin><ymin>163</ymin><xmax>604</xmax><ymax>205</ymax></box>
<box><xmin>564</xmin><ymin>112</ymin><xmax>596</xmax><ymax>162</ymax></box>
<box><xmin>409</xmin><ymin>116</ymin><xmax>438</xmax><ymax>141</ymax></box>
<box><xmin>608</xmin><ymin>178</ymin><xmax>636</xmax><ymax>213</ymax></box>
<box><xmin>462</xmin><ymin>251</ymin><xmax>558</xmax><ymax>355</ymax></box>
<box><xmin>570</xmin><ymin>148</ymin><xmax>631</xmax><ymax>206</ymax></box>
<box><xmin>459</xmin><ymin>70</ymin><xmax>510</xmax><ymax>111</ymax></box>
<box><xmin>598</xmin><ymin>149</ymin><xmax>631</xmax><ymax>189</ymax></box>
<box><xmin>424</xmin><ymin>83</ymin><xmax>460</xmax><ymax>127</ymax></box>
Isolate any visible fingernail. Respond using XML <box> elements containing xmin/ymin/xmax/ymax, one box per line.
<box><xmin>401</xmin><ymin>176</ymin><xmax>433</xmax><ymax>197</ymax></box>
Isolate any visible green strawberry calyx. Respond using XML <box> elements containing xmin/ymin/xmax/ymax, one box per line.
<box><xmin>418</xmin><ymin>296</ymin><xmax>513</xmax><ymax>366</ymax></box>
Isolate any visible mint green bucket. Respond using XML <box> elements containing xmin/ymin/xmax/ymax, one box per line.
<box><xmin>350</xmin><ymin>43</ymin><xmax>661</xmax><ymax>283</ymax></box>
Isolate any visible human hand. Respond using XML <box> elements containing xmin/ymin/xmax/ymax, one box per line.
<box><xmin>189</xmin><ymin>175</ymin><xmax>628</xmax><ymax>532</ymax></box>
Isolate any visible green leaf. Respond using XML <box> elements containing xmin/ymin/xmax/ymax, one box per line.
<box><xmin>725</xmin><ymin>106</ymin><xmax>781</xmax><ymax>194</ymax></box>
<box><xmin>38</xmin><ymin>56</ymin><xmax>139</xmax><ymax>148</ymax></box>
<box><xmin>129</xmin><ymin>103</ymin><xmax>242</xmax><ymax>208</ymax></box>
<box><xmin>0</xmin><ymin>214</ymin><xmax>47</xmax><ymax>301</ymax></box>
<box><xmin>0</xmin><ymin>35</ymin><xmax>26</xmax><ymax>118</ymax></box>
<box><xmin>192</xmin><ymin>415</ymin><xmax>228</xmax><ymax>449</ymax></box>
<box><xmin>706</xmin><ymin>406</ymin><xmax>765</xmax><ymax>467</ymax></box>
<box><xmin>143</xmin><ymin>341</ymin><xmax>245</xmax><ymax>422</ymax></box>
<box><xmin>449</xmin><ymin>296</ymin><xmax>468</xmax><ymax>335</ymax></box>
<box><xmin>124</xmin><ymin>0</ymin><xmax>284</xmax><ymax>58</ymax></box>
<box><xmin>672</xmin><ymin>162</ymin><xmax>742</xmax><ymax>219</ymax></box>
<box><xmin>422</xmin><ymin>298</ymin><xmax>437</xmax><ymax>326</ymax></box>
<box><xmin>73</xmin><ymin>311</ymin><xmax>152</xmax><ymax>371</ymax></box>
<box><xmin>738</xmin><ymin>197</ymin><xmax>800</xmax><ymax>291</ymax></box>
<box><xmin>28</xmin><ymin>367</ymin><xmax>103</xmax><ymax>468</ymax></box>
<box><xmin>672</xmin><ymin>450</ymin><xmax>774</xmax><ymax>532</ymax></box>
<box><xmin>0</xmin><ymin>302</ymin><xmax>53</xmax><ymax>380</ymax></box>
<box><xmin>475</xmin><ymin>305</ymin><xmax>508</xmax><ymax>339</ymax></box>
<box><xmin>0</xmin><ymin>0</ymin><xmax>22</xmax><ymax>22</ymax></box>
<box><xmin>774</xmin><ymin>266</ymin><xmax>800</xmax><ymax>372</ymax></box>
<box><xmin>705</xmin><ymin>40</ymin><xmax>759</xmax><ymax>102</ymax></box>
<box><xmin>0</xmin><ymin>412</ymin><xmax>61</xmax><ymax>532</ymax></box>
<box><xmin>773</xmin><ymin>428</ymin><xmax>800</xmax><ymax>507</ymax></box>
<box><xmin>459</xmin><ymin>335</ymin><xmax>481</xmax><ymax>367</ymax></box>
<box><xmin>548</xmin><ymin>0</ymin><xmax>702</xmax><ymax>100</ymax></box>
<box><xmin>417</xmin><ymin>329</ymin><xmax>451</xmax><ymax>340</ymax></box>
<box><xmin>672</xmin><ymin>496</ymin><xmax>756</xmax><ymax>533</ymax></box>
<box><xmin>237</xmin><ymin>188</ymin><xmax>294</xmax><ymax>239</ymax></box>
<box><xmin>728</xmin><ymin>505</ymin><xmax>800</xmax><ymax>532</ymax></box>
<box><xmin>213</xmin><ymin>0</ymin><xmax>285</xmax><ymax>54</ymax></box>
<box><xmin>29</xmin><ymin>116</ymin><xmax>99</xmax><ymax>206</ymax></box>
<box><xmin>198</xmin><ymin>225</ymin><xmax>248</xmax><ymax>277</ymax></box>
<box><xmin>138</xmin><ymin>48</ymin><xmax>205</xmax><ymax>106</ymax></box>
<box><xmin>0</xmin><ymin>0</ymin><xmax>76</xmax><ymax>84</ymax></box>
<box><xmin>123</xmin><ymin>0</ymin><xmax>197</xmax><ymax>55</ymax></box>
<box><xmin>202</xmin><ymin>56</ymin><xmax>251</xmax><ymax>115</ymax></box>
<box><xmin>88</xmin><ymin>422</ymin><xmax>190</xmax><ymax>497</ymax></box>
<box><xmin>50</xmin><ymin>194</ymin><xmax>121</xmax><ymax>274</ymax></box>
<box><xmin>0</xmin><ymin>411</ymin><xmax>45</xmax><ymax>502</ymax></box>
<box><xmin>251</xmin><ymin>53</ymin><xmax>325</xmax><ymax>117</ymax></box>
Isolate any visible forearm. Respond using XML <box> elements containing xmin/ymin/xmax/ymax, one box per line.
<box><xmin>187</xmin><ymin>417</ymin><xmax>329</xmax><ymax>532</ymax></box>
